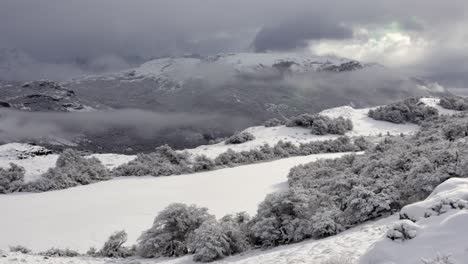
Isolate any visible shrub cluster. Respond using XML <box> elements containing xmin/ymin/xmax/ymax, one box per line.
<box><xmin>137</xmin><ymin>204</ymin><xmax>251</xmax><ymax>262</ymax></box>
<box><xmin>250</xmin><ymin>113</ymin><xmax>468</xmax><ymax>248</ymax></box>
<box><xmin>9</xmin><ymin>245</ymin><xmax>31</xmax><ymax>254</ymax></box>
<box><xmin>23</xmin><ymin>149</ymin><xmax>110</xmax><ymax>192</ymax></box>
<box><xmin>214</xmin><ymin>136</ymin><xmax>364</xmax><ymax>167</ymax></box>
<box><xmin>40</xmin><ymin>248</ymin><xmax>80</xmax><ymax>257</ymax></box>
<box><xmin>225</xmin><ymin>131</ymin><xmax>255</xmax><ymax>144</ymax></box>
<box><xmin>263</xmin><ymin>118</ymin><xmax>285</xmax><ymax>127</ymax></box>
<box><xmin>286</xmin><ymin>114</ymin><xmax>353</xmax><ymax>135</ymax></box>
<box><xmin>138</xmin><ymin>203</ymin><xmax>215</xmax><ymax>258</ymax></box>
<box><xmin>439</xmin><ymin>95</ymin><xmax>468</xmax><ymax>111</ymax></box>
<box><xmin>0</xmin><ymin>163</ymin><xmax>25</xmax><ymax>194</ymax></box>
<box><xmin>113</xmin><ymin>145</ymin><xmax>192</xmax><ymax>177</ymax></box>
<box><xmin>114</xmin><ymin>136</ymin><xmax>367</xmax><ymax>177</ymax></box>
<box><xmin>368</xmin><ymin>98</ymin><xmax>438</xmax><ymax>124</ymax></box>
<box><xmin>2</xmin><ymin>136</ymin><xmax>367</xmax><ymax>194</ymax></box>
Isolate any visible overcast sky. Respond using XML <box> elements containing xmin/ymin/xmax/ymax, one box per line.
<box><xmin>1</xmin><ymin>0</ymin><xmax>467</xmax><ymax>87</ymax></box>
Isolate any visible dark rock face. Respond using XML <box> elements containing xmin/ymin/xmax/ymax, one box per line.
<box><xmin>319</xmin><ymin>61</ymin><xmax>364</xmax><ymax>72</ymax></box>
<box><xmin>0</xmin><ymin>80</ymin><xmax>101</xmax><ymax>112</ymax></box>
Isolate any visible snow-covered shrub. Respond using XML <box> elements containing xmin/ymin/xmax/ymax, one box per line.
<box><xmin>353</xmin><ymin>136</ymin><xmax>371</xmax><ymax>151</ymax></box>
<box><xmin>310</xmin><ymin>207</ymin><xmax>344</xmax><ymax>238</ymax></box>
<box><xmin>189</xmin><ymin>217</ymin><xmax>250</xmax><ymax>262</ymax></box>
<box><xmin>219</xmin><ymin>217</ymin><xmax>251</xmax><ymax>254</ymax></box>
<box><xmin>86</xmin><ymin>247</ymin><xmax>98</xmax><ymax>256</ymax></box>
<box><xmin>386</xmin><ymin>220</ymin><xmax>421</xmax><ymax>241</ymax></box>
<box><xmin>193</xmin><ymin>155</ymin><xmax>216</xmax><ymax>172</ymax></box>
<box><xmin>439</xmin><ymin>95</ymin><xmax>468</xmax><ymax>111</ymax></box>
<box><xmin>40</xmin><ymin>248</ymin><xmax>79</xmax><ymax>257</ymax></box>
<box><xmin>114</xmin><ymin>145</ymin><xmax>192</xmax><ymax>177</ymax></box>
<box><xmin>225</xmin><ymin>131</ymin><xmax>255</xmax><ymax>144</ymax></box>
<box><xmin>250</xmin><ymin>189</ymin><xmax>315</xmax><ymax>247</ymax></box>
<box><xmin>208</xmin><ymin>137</ymin><xmax>227</xmax><ymax>145</ymax></box>
<box><xmin>442</xmin><ymin>120</ymin><xmax>468</xmax><ymax>141</ymax></box>
<box><xmin>263</xmin><ymin>118</ymin><xmax>284</xmax><ymax>127</ymax></box>
<box><xmin>342</xmin><ymin>185</ymin><xmax>392</xmax><ymax>225</ymax></box>
<box><xmin>138</xmin><ymin>203</ymin><xmax>214</xmax><ymax>258</ymax></box>
<box><xmin>23</xmin><ymin>149</ymin><xmax>110</xmax><ymax>192</ymax></box>
<box><xmin>0</xmin><ymin>163</ymin><xmax>25</xmax><ymax>194</ymax></box>
<box><xmin>189</xmin><ymin>221</ymin><xmax>232</xmax><ymax>262</ymax></box>
<box><xmin>99</xmin><ymin>230</ymin><xmax>134</xmax><ymax>258</ymax></box>
<box><xmin>368</xmin><ymin>98</ymin><xmax>438</xmax><ymax>124</ymax></box>
<box><xmin>214</xmin><ymin>137</ymin><xmax>359</xmax><ymax>168</ymax></box>
<box><xmin>424</xmin><ymin>198</ymin><xmax>468</xmax><ymax>218</ymax></box>
<box><xmin>286</xmin><ymin>114</ymin><xmax>353</xmax><ymax>135</ymax></box>
<box><xmin>9</xmin><ymin>245</ymin><xmax>31</xmax><ymax>254</ymax></box>
<box><xmin>421</xmin><ymin>253</ymin><xmax>456</xmax><ymax>264</ymax></box>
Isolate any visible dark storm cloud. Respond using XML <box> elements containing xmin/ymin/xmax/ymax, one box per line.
<box><xmin>0</xmin><ymin>0</ymin><xmax>468</xmax><ymax>85</ymax></box>
<box><xmin>252</xmin><ymin>16</ymin><xmax>353</xmax><ymax>52</ymax></box>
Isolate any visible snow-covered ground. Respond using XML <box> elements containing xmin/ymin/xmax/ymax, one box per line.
<box><xmin>5</xmin><ymin>177</ymin><xmax>467</xmax><ymax>264</ymax></box>
<box><xmin>359</xmin><ymin>178</ymin><xmax>468</xmax><ymax>264</ymax></box>
<box><xmin>0</xmin><ymin>215</ymin><xmax>395</xmax><ymax>264</ymax></box>
<box><xmin>187</xmin><ymin>105</ymin><xmax>419</xmax><ymax>158</ymax></box>
<box><xmin>419</xmin><ymin>97</ymin><xmax>460</xmax><ymax>115</ymax></box>
<box><xmin>0</xmin><ymin>152</ymin><xmax>348</xmax><ymax>252</ymax></box>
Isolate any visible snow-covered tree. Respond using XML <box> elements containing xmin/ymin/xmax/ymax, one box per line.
<box><xmin>138</xmin><ymin>203</ymin><xmax>214</xmax><ymax>258</ymax></box>
<box><xmin>286</xmin><ymin>114</ymin><xmax>353</xmax><ymax>135</ymax></box>
<box><xmin>23</xmin><ymin>149</ymin><xmax>110</xmax><ymax>192</ymax></box>
<box><xmin>114</xmin><ymin>145</ymin><xmax>192</xmax><ymax>177</ymax></box>
<box><xmin>368</xmin><ymin>98</ymin><xmax>438</xmax><ymax>124</ymax></box>
<box><xmin>225</xmin><ymin>131</ymin><xmax>255</xmax><ymax>144</ymax></box>
<box><xmin>0</xmin><ymin>163</ymin><xmax>25</xmax><ymax>194</ymax></box>
<box><xmin>189</xmin><ymin>221</ymin><xmax>232</xmax><ymax>262</ymax></box>
<box><xmin>99</xmin><ymin>230</ymin><xmax>133</xmax><ymax>258</ymax></box>
<box><xmin>439</xmin><ymin>95</ymin><xmax>468</xmax><ymax>111</ymax></box>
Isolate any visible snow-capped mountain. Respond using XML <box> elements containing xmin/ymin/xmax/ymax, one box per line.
<box><xmin>0</xmin><ymin>52</ymin><xmax>448</xmax><ymax>152</ymax></box>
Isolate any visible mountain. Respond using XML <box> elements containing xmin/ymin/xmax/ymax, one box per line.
<box><xmin>0</xmin><ymin>52</ymin><xmax>447</xmax><ymax>152</ymax></box>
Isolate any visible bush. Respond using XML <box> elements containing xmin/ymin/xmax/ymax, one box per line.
<box><xmin>386</xmin><ymin>220</ymin><xmax>421</xmax><ymax>241</ymax></box>
<box><xmin>23</xmin><ymin>149</ymin><xmax>110</xmax><ymax>192</ymax></box>
<box><xmin>40</xmin><ymin>248</ymin><xmax>79</xmax><ymax>257</ymax></box>
<box><xmin>225</xmin><ymin>131</ymin><xmax>255</xmax><ymax>144</ymax></box>
<box><xmin>137</xmin><ymin>203</ymin><xmax>215</xmax><ymax>258</ymax></box>
<box><xmin>286</xmin><ymin>114</ymin><xmax>353</xmax><ymax>135</ymax></box>
<box><xmin>263</xmin><ymin>118</ymin><xmax>284</xmax><ymax>127</ymax></box>
<box><xmin>113</xmin><ymin>145</ymin><xmax>192</xmax><ymax>177</ymax></box>
<box><xmin>439</xmin><ymin>95</ymin><xmax>468</xmax><ymax>111</ymax></box>
<box><xmin>368</xmin><ymin>98</ymin><xmax>438</xmax><ymax>124</ymax></box>
<box><xmin>9</xmin><ymin>245</ymin><xmax>31</xmax><ymax>254</ymax></box>
<box><xmin>99</xmin><ymin>230</ymin><xmax>134</xmax><ymax>258</ymax></box>
<box><xmin>250</xmin><ymin>189</ymin><xmax>315</xmax><ymax>247</ymax></box>
<box><xmin>421</xmin><ymin>253</ymin><xmax>456</xmax><ymax>264</ymax></box>
<box><xmin>189</xmin><ymin>217</ymin><xmax>250</xmax><ymax>262</ymax></box>
<box><xmin>189</xmin><ymin>221</ymin><xmax>232</xmax><ymax>262</ymax></box>
<box><xmin>193</xmin><ymin>155</ymin><xmax>216</xmax><ymax>172</ymax></box>
<box><xmin>0</xmin><ymin>163</ymin><xmax>25</xmax><ymax>194</ymax></box>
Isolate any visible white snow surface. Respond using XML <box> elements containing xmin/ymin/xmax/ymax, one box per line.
<box><xmin>0</xmin><ymin>152</ymin><xmax>348</xmax><ymax>252</ymax></box>
<box><xmin>419</xmin><ymin>97</ymin><xmax>459</xmax><ymax>115</ymax></box>
<box><xmin>359</xmin><ymin>178</ymin><xmax>468</xmax><ymax>264</ymax></box>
